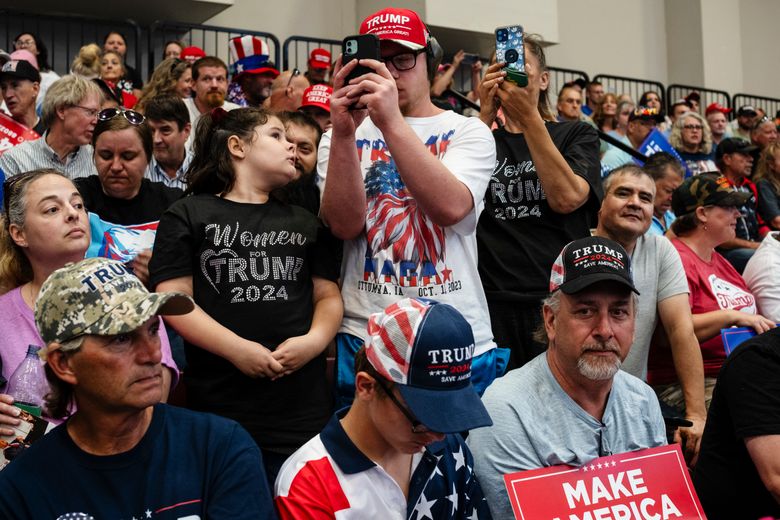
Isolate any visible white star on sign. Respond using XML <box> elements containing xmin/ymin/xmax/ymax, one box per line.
<box><xmin>412</xmin><ymin>492</ymin><xmax>437</xmax><ymax>520</ymax></box>
<box><xmin>590</xmin><ymin>464</ymin><xmax>596</xmax><ymax>471</ymax></box>
<box><xmin>145</xmin><ymin>510</ymin><xmax>152</xmax><ymax>518</ymax></box>
<box><xmin>237</xmin><ymin>63</ymin><xmax>244</xmax><ymax>72</ymax></box>
<box><xmin>582</xmin><ymin>465</ymin><xmax>588</xmax><ymax>472</ymax></box>
<box><xmin>597</xmin><ymin>463</ymin><xmax>603</xmax><ymax>469</ymax></box>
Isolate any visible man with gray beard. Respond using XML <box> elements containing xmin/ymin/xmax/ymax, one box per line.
<box><xmin>468</xmin><ymin>236</ymin><xmax>666</xmax><ymax>520</ymax></box>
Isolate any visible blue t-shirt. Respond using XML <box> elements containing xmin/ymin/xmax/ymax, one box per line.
<box><xmin>0</xmin><ymin>404</ymin><xmax>276</xmax><ymax>519</ymax></box>
<box><xmin>647</xmin><ymin>210</ymin><xmax>676</xmax><ymax>236</ymax></box>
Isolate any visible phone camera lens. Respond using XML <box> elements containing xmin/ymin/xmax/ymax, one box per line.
<box><xmin>505</xmin><ymin>49</ymin><xmax>518</xmax><ymax>63</ymax></box>
<box><xmin>346</xmin><ymin>41</ymin><xmax>357</xmax><ymax>54</ymax></box>
<box><xmin>497</xmin><ymin>30</ymin><xmax>507</xmax><ymax>42</ymax></box>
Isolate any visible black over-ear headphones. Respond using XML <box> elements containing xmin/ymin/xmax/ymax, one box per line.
<box><xmin>426</xmin><ymin>36</ymin><xmax>444</xmax><ymax>81</ymax></box>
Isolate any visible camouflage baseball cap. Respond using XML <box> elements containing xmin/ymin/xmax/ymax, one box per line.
<box><xmin>671</xmin><ymin>173</ymin><xmax>752</xmax><ymax>217</ymax></box>
<box><xmin>35</xmin><ymin>257</ymin><xmax>193</xmax><ymax>352</ymax></box>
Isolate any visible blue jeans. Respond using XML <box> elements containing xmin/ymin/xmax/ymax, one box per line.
<box><xmin>334</xmin><ymin>332</ymin><xmax>510</xmax><ymax>409</ymax></box>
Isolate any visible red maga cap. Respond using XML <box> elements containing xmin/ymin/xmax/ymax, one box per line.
<box><xmin>359</xmin><ymin>7</ymin><xmax>429</xmax><ymax>50</ymax></box>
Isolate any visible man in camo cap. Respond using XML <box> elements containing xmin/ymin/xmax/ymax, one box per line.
<box><xmin>0</xmin><ymin>257</ymin><xmax>277</xmax><ymax>519</ymax></box>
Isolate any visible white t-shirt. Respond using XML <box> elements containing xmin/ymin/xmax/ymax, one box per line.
<box><xmin>743</xmin><ymin>232</ymin><xmax>780</xmax><ymax>322</ymax></box>
<box><xmin>622</xmin><ymin>233</ymin><xmax>689</xmax><ymax>379</ymax></box>
<box><xmin>317</xmin><ymin>111</ymin><xmax>497</xmax><ymax>356</ymax></box>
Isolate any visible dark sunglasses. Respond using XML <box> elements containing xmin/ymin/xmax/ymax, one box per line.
<box><xmin>374</xmin><ymin>377</ymin><xmax>431</xmax><ymax>434</ymax></box>
<box><xmin>98</xmin><ymin>107</ymin><xmax>145</xmax><ymax>125</ymax></box>
<box><xmin>286</xmin><ymin>68</ymin><xmax>301</xmax><ymax>88</ymax></box>
<box><xmin>752</xmin><ymin>115</ymin><xmax>771</xmax><ymax>130</ymax></box>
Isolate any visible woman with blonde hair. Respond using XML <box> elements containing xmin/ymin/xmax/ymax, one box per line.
<box><xmin>670</xmin><ymin>111</ymin><xmax>716</xmax><ymax>175</ymax></box>
<box><xmin>609</xmin><ymin>100</ymin><xmax>635</xmax><ymax>139</ymax></box>
<box><xmin>70</xmin><ymin>43</ymin><xmax>102</xmax><ymax>79</ymax></box>
<box><xmin>754</xmin><ymin>142</ymin><xmax>780</xmax><ymax>229</ymax></box>
<box><xmin>134</xmin><ymin>58</ymin><xmax>193</xmax><ymax>114</ymax></box>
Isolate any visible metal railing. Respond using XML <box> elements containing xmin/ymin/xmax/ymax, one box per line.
<box><xmin>667</xmin><ymin>84</ymin><xmax>731</xmax><ymax>118</ymax></box>
<box><xmin>282</xmin><ymin>35</ymin><xmax>340</xmax><ymax>72</ymax></box>
<box><xmin>548</xmin><ymin>66</ymin><xmax>589</xmax><ymax>99</ymax></box>
<box><xmin>148</xmin><ymin>21</ymin><xmax>280</xmax><ymax>78</ymax></box>
<box><xmin>1</xmin><ymin>9</ymin><xmax>776</xmax><ymax>122</ymax></box>
<box><xmin>0</xmin><ymin>9</ymin><xmax>142</xmax><ymax>78</ymax></box>
<box><xmin>593</xmin><ymin>74</ymin><xmax>665</xmax><ymax>110</ymax></box>
<box><xmin>732</xmin><ymin>93</ymin><xmax>780</xmax><ymax>122</ymax></box>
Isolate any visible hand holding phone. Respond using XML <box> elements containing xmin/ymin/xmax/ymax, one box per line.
<box><xmin>495</xmin><ymin>25</ymin><xmax>528</xmax><ymax>87</ymax></box>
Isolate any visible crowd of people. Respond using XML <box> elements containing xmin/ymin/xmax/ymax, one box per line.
<box><xmin>0</xmin><ymin>6</ymin><xmax>778</xmax><ymax>519</ymax></box>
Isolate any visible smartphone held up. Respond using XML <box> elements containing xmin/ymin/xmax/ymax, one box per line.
<box><xmin>495</xmin><ymin>25</ymin><xmax>528</xmax><ymax>87</ymax></box>
<box><xmin>342</xmin><ymin>34</ymin><xmax>380</xmax><ymax>85</ymax></box>
<box><xmin>341</xmin><ymin>34</ymin><xmax>380</xmax><ymax>110</ymax></box>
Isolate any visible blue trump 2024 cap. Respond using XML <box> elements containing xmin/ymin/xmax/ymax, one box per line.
<box><xmin>364</xmin><ymin>298</ymin><xmax>492</xmax><ymax>433</ymax></box>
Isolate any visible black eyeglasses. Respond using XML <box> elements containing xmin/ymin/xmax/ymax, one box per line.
<box><xmin>381</xmin><ymin>49</ymin><xmax>426</xmax><ymax>71</ymax></box>
<box><xmin>374</xmin><ymin>377</ymin><xmax>431</xmax><ymax>434</ymax></box>
<box><xmin>286</xmin><ymin>68</ymin><xmax>301</xmax><ymax>88</ymax></box>
<box><xmin>682</xmin><ymin>124</ymin><xmax>703</xmax><ymax>131</ymax></box>
<box><xmin>98</xmin><ymin>107</ymin><xmax>145</xmax><ymax>125</ymax></box>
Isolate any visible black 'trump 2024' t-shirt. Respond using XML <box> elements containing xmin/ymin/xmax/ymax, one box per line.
<box><xmin>150</xmin><ymin>194</ymin><xmax>340</xmax><ymax>453</ymax></box>
<box><xmin>477</xmin><ymin>121</ymin><xmax>602</xmax><ymax>303</ymax></box>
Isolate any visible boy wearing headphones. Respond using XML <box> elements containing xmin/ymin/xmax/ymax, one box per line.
<box><xmin>319</xmin><ymin>7</ymin><xmax>504</xmax><ymax>407</ymax></box>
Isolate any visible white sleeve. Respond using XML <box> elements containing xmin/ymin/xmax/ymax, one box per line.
<box><xmin>744</xmin><ymin>246</ymin><xmax>780</xmax><ymax>322</ymax></box>
<box><xmin>315</xmin><ymin>129</ymin><xmax>332</xmax><ymax>207</ymax></box>
<box><xmin>656</xmin><ymin>236</ymin><xmax>690</xmax><ymax>301</ymax></box>
<box><xmin>440</xmin><ymin>117</ymin><xmax>496</xmax><ymax>236</ymax></box>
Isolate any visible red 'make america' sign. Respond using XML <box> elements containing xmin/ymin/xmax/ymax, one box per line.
<box><xmin>0</xmin><ymin>112</ymin><xmax>39</xmax><ymax>155</ymax></box>
<box><xmin>504</xmin><ymin>445</ymin><xmax>706</xmax><ymax>520</ymax></box>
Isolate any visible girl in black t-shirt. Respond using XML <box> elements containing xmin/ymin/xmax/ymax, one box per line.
<box><xmin>149</xmin><ymin>107</ymin><xmax>343</xmax><ymax>485</ymax></box>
